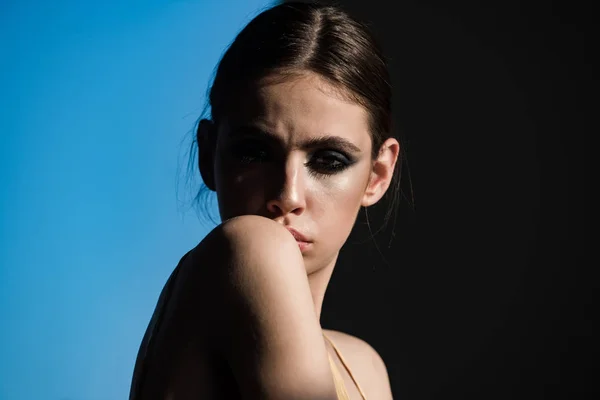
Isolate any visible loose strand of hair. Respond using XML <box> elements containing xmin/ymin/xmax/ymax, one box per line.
<box><xmin>364</xmin><ymin>206</ymin><xmax>391</xmax><ymax>269</ymax></box>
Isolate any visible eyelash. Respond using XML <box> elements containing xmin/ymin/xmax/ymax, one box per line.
<box><xmin>306</xmin><ymin>151</ymin><xmax>351</xmax><ymax>176</ymax></box>
<box><xmin>230</xmin><ymin>142</ymin><xmax>354</xmax><ymax>176</ymax></box>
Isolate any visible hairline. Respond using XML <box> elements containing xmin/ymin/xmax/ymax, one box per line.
<box><xmin>213</xmin><ymin>68</ymin><xmax>381</xmax><ymax>158</ymax></box>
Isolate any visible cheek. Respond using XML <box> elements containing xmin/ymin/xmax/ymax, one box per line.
<box><xmin>310</xmin><ymin>172</ymin><xmax>369</xmax><ymax>235</ymax></box>
<box><xmin>214</xmin><ymin>156</ymin><xmax>268</xmax><ymax>218</ymax></box>
<box><xmin>317</xmin><ymin>165</ymin><xmax>370</xmax><ymax>204</ymax></box>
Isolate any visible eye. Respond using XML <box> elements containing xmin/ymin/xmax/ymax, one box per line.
<box><xmin>230</xmin><ymin>140</ymin><xmax>270</xmax><ymax>164</ymax></box>
<box><xmin>306</xmin><ymin>150</ymin><xmax>354</xmax><ymax>176</ymax></box>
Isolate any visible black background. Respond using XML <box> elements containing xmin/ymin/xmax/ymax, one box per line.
<box><xmin>283</xmin><ymin>0</ymin><xmax>591</xmax><ymax>398</ymax></box>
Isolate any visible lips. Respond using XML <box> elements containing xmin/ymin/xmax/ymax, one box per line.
<box><xmin>285</xmin><ymin>227</ymin><xmax>312</xmax><ymax>251</ymax></box>
<box><xmin>285</xmin><ymin>227</ymin><xmax>311</xmax><ymax>243</ymax></box>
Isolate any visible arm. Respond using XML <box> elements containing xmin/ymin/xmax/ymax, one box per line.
<box><xmin>354</xmin><ymin>336</ymin><xmax>393</xmax><ymax>400</ymax></box>
<box><xmin>192</xmin><ymin>215</ymin><xmax>337</xmax><ymax>400</ymax></box>
<box><xmin>370</xmin><ymin>346</ymin><xmax>393</xmax><ymax>400</ymax></box>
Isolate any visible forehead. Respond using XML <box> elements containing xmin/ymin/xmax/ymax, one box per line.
<box><xmin>221</xmin><ymin>73</ymin><xmax>371</xmax><ymax>149</ymax></box>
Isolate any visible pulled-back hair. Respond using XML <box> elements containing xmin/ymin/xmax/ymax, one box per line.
<box><xmin>189</xmin><ymin>1</ymin><xmax>406</xmax><ymax>235</ymax></box>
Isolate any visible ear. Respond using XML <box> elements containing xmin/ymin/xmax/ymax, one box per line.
<box><xmin>361</xmin><ymin>138</ymin><xmax>400</xmax><ymax>207</ymax></box>
<box><xmin>197</xmin><ymin>118</ymin><xmax>217</xmax><ymax>191</ymax></box>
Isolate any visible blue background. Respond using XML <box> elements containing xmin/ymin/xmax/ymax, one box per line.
<box><xmin>0</xmin><ymin>1</ymin><xmax>277</xmax><ymax>398</ymax></box>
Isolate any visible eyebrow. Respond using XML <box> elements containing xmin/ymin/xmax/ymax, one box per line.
<box><xmin>229</xmin><ymin>125</ymin><xmax>363</xmax><ymax>154</ymax></box>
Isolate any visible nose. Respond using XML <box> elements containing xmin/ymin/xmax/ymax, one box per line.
<box><xmin>266</xmin><ymin>158</ymin><xmax>306</xmax><ymax>216</ymax></box>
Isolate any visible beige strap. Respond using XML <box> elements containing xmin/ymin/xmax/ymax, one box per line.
<box><xmin>328</xmin><ymin>352</ymin><xmax>350</xmax><ymax>400</ymax></box>
<box><xmin>323</xmin><ymin>333</ymin><xmax>368</xmax><ymax>400</ymax></box>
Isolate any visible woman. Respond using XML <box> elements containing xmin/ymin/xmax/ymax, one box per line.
<box><xmin>130</xmin><ymin>2</ymin><xmax>400</xmax><ymax>399</ymax></box>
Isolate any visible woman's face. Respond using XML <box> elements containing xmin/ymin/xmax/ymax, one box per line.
<box><xmin>210</xmin><ymin>73</ymin><xmax>387</xmax><ymax>273</ymax></box>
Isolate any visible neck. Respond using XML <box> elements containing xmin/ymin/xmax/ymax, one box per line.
<box><xmin>307</xmin><ymin>253</ymin><xmax>339</xmax><ymax>321</ymax></box>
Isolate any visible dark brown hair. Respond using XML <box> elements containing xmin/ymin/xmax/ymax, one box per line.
<box><xmin>188</xmin><ymin>1</ymin><xmax>405</xmax><ymax>236</ymax></box>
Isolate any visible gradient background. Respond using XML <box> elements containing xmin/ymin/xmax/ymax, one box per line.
<box><xmin>1</xmin><ymin>0</ymin><xmax>589</xmax><ymax>399</ymax></box>
<box><xmin>0</xmin><ymin>1</ymin><xmax>277</xmax><ymax>399</ymax></box>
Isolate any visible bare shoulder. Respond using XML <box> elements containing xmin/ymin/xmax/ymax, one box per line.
<box><xmin>323</xmin><ymin>329</ymin><xmax>393</xmax><ymax>400</ymax></box>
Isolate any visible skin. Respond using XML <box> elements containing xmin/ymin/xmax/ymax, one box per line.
<box><xmin>201</xmin><ymin>72</ymin><xmax>399</xmax><ymax>319</ymax></box>
<box><xmin>131</xmin><ymin>72</ymin><xmax>399</xmax><ymax>400</ymax></box>
<box><xmin>202</xmin><ymin>72</ymin><xmax>398</xmax><ymax>397</ymax></box>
